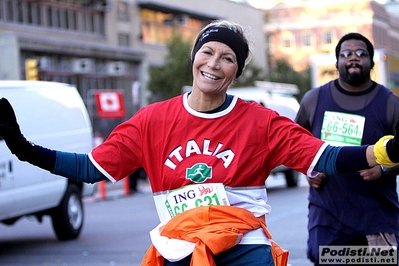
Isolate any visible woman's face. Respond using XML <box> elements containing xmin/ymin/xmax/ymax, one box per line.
<box><xmin>192</xmin><ymin>41</ymin><xmax>238</xmax><ymax>95</ymax></box>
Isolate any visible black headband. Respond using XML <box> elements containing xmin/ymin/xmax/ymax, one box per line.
<box><xmin>192</xmin><ymin>27</ymin><xmax>248</xmax><ymax>78</ymax></box>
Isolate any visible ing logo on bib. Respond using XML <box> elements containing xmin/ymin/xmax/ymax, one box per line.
<box><xmin>186</xmin><ymin>163</ymin><xmax>212</xmax><ymax>183</ymax></box>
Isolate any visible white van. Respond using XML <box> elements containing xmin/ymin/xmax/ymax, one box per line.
<box><xmin>227</xmin><ymin>81</ymin><xmax>301</xmax><ymax>188</ymax></box>
<box><xmin>0</xmin><ymin>81</ymin><xmax>96</xmax><ymax>240</ymax></box>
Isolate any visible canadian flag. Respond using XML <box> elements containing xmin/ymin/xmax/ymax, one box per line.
<box><xmin>95</xmin><ymin>91</ymin><xmax>126</xmax><ymax>118</ymax></box>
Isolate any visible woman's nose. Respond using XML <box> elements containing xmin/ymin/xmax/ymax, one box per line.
<box><xmin>207</xmin><ymin>57</ymin><xmax>221</xmax><ymax>69</ymax></box>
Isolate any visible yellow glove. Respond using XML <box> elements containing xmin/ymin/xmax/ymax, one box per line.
<box><xmin>374</xmin><ymin>135</ymin><xmax>397</xmax><ymax>167</ymax></box>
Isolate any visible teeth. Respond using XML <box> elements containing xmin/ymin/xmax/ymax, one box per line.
<box><xmin>202</xmin><ymin>72</ymin><xmax>218</xmax><ymax>80</ymax></box>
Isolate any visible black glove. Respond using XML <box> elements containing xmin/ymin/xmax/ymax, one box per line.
<box><xmin>0</xmin><ymin>98</ymin><xmax>56</xmax><ymax>171</ymax></box>
<box><xmin>386</xmin><ymin>120</ymin><xmax>399</xmax><ymax>163</ymax></box>
<box><xmin>0</xmin><ymin>98</ymin><xmax>35</xmax><ymax>161</ymax></box>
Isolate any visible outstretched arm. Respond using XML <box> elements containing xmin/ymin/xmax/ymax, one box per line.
<box><xmin>314</xmin><ymin>140</ymin><xmax>396</xmax><ymax>177</ymax></box>
<box><xmin>0</xmin><ymin>98</ymin><xmax>56</xmax><ymax>171</ymax></box>
<box><xmin>0</xmin><ymin>98</ymin><xmax>106</xmax><ymax>183</ymax></box>
<box><xmin>374</xmin><ymin>126</ymin><xmax>399</xmax><ymax>167</ymax></box>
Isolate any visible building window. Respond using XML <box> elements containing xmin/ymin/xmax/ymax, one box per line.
<box><xmin>280</xmin><ymin>31</ymin><xmax>295</xmax><ymax>52</ymax></box>
<box><xmin>301</xmin><ymin>32</ymin><xmax>316</xmax><ymax>49</ymax></box>
<box><xmin>322</xmin><ymin>31</ymin><xmax>333</xmax><ymax>45</ymax></box>
<box><xmin>302</xmin><ymin>33</ymin><xmax>314</xmax><ymax>48</ymax></box>
<box><xmin>0</xmin><ymin>0</ymin><xmax>105</xmax><ymax>36</ymax></box>
<box><xmin>118</xmin><ymin>33</ymin><xmax>130</xmax><ymax>47</ymax></box>
<box><xmin>140</xmin><ymin>9</ymin><xmax>202</xmax><ymax>45</ymax></box>
<box><xmin>283</xmin><ymin>38</ymin><xmax>292</xmax><ymax>48</ymax></box>
<box><xmin>116</xmin><ymin>1</ymin><xmax>129</xmax><ymax>21</ymax></box>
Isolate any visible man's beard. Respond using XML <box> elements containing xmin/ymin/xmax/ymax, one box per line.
<box><xmin>341</xmin><ymin>63</ymin><xmax>370</xmax><ymax>86</ymax></box>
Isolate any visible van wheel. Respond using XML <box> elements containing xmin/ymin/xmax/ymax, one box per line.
<box><xmin>51</xmin><ymin>184</ymin><xmax>84</xmax><ymax>241</ymax></box>
<box><xmin>284</xmin><ymin>169</ymin><xmax>299</xmax><ymax>188</ymax></box>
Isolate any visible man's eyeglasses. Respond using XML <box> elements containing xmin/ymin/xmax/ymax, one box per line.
<box><xmin>339</xmin><ymin>49</ymin><xmax>369</xmax><ymax>58</ymax></box>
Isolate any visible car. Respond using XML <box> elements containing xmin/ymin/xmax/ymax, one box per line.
<box><xmin>228</xmin><ymin>81</ymin><xmax>301</xmax><ymax>188</ymax></box>
<box><xmin>0</xmin><ymin>81</ymin><xmax>97</xmax><ymax>240</ymax></box>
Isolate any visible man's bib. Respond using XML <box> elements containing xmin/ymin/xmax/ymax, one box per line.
<box><xmin>320</xmin><ymin>111</ymin><xmax>365</xmax><ymax>146</ymax></box>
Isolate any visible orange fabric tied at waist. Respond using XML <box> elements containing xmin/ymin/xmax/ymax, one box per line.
<box><xmin>141</xmin><ymin>205</ymin><xmax>288</xmax><ymax>266</ymax></box>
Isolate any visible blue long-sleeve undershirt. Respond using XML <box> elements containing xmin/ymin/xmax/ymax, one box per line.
<box><xmin>52</xmin><ymin>144</ymin><xmax>370</xmax><ymax>183</ymax></box>
<box><xmin>314</xmin><ymin>145</ymin><xmax>369</xmax><ymax>174</ymax></box>
<box><xmin>53</xmin><ymin>151</ymin><xmax>106</xmax><ymax>183</ymax></box>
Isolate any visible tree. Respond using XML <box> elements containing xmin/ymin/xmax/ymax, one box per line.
<box><xmin>231</xmin><ymin>64</ymin><xmax>267</xmax><ymax>88</ymax></box>
<box><xmin>266</xmin><ymin>58</ymin><xmax>311</xmax><ymax>102</ymax></box>
<box><xmin>148</xmin><ymin>34</ymin><xmax>193</xmax><ymax>102</ymax></box>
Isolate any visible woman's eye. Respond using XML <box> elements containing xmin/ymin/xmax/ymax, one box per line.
<box><xmin>223</xmin><ymin>57</ymin><xmax>234</xmax><ymax>63</ymax></box>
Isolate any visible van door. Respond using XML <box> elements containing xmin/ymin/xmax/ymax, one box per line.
<box><xmin>0</xmin><ymin>149</ymin><xmax>15</xmax><ymax>219</ymax></box>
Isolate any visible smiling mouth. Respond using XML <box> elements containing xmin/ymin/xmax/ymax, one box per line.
<box><xmin>201</xmin><ymin>71</ymin><xmax>220</xmax><ymax>80</ymax></box>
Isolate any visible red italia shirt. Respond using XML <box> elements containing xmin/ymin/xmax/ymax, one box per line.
<box><xmin>89</xmin><ymin>93</ymin><xmax>325</xmax><ymax>242</ymax></box>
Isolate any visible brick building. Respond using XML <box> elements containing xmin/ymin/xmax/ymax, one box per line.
<box><xmin>265</xmin><ymin>0</ymin><xmax>399</xmax><ymax>72</ymax></box>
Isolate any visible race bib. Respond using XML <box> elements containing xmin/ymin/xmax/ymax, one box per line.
<box><xmin>164</xmin><ymin>183</ymin><xmax>230</xmax><ymax>221</ymax></box>
<box><xmin>320</xmin><ymin>111</ymin><xmax>365</xmax><ymax>146</ymax></box>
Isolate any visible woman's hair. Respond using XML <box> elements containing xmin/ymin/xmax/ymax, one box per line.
<box><xmin>191</xmin><ymin>20</ymin><xmax>252</xmax><ymax>77</ymax></box>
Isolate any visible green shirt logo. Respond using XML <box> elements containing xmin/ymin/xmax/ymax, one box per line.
<box><xmin>186</xmin><ymin>163</ymin><xmax>212</xmax><ymax>183</ymax></box>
